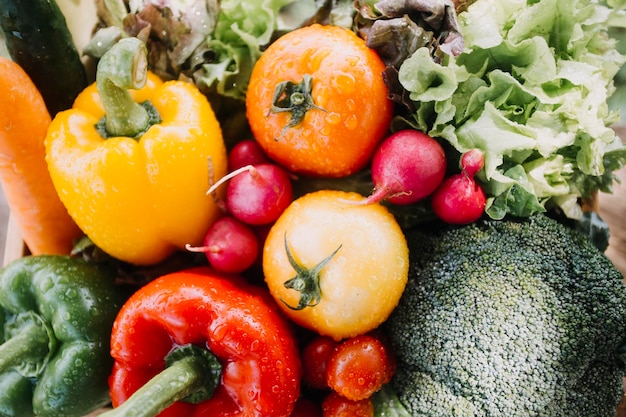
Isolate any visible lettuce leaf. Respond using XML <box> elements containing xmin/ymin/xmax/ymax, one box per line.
<box><xmin>89</xmin><ymin>0</ymin><xmax>328</xmax><ymax>143</ymax></box>
<box><xmin>398</xmin><ymin>0</ymin><xmax>626</xmax><ymax>219</ymax></box>
<box><xmin>191</xmin><ymin>0</ymin><xmax>300</xmax><ymax>100</ymax></box>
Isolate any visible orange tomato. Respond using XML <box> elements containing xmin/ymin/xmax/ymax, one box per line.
<box><xmin>246</xmin><ymin>24</ymin><xmax>393</xmax><ymax>178</ymax></box>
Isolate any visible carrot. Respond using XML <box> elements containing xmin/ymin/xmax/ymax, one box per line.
<box><xmin>0</xmin><ymin>57</ymin><xmax>83</xmax><ymax>255</ymax></box>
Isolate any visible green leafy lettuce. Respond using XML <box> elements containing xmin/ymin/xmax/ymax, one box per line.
<box><xmin>92</xmin><ymin>0</ymin><xmax>314</xmax><ymax>100</ymax></box>
<box><xmin>398</xmin><ymin>0</ymin><xmax>626</xmax><ymax>219</ymax></box>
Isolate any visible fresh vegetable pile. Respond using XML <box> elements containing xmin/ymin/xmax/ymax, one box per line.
<box><xmin>1</xmin><ymin>0</ymin><xmax>626</xmax><ymax>416</ymax></box>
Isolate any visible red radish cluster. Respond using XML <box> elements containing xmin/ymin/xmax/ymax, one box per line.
<box><xmin>190</xmin><ymin>140</ymin><xmax>293</xmax><ymax>274</ymax></box>
<box><xmin>362</xmin><ymin>129</ymin><xmax>447</xmax><ymax>205</ymax></box>
<box><xmin>359</xmin><ymin>129</ymin><xmax>487</xmax><ymax>225</ymax></box>
<box><xmin>431</xmin><ymin>148</ymin><xmax>487</xmax><ymax>225</ymax></box>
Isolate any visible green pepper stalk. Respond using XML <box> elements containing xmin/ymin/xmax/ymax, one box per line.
<box><xmin>0</xmin><ymin>255</ymin><xmax>123</xmax><ymax>417</ymax></box>
<box><xmin>95</xmin><ymin>37</ymin><xmax>161</xmax><ymax>139</ymax></box>
<box><xmin>99</xmin><ymin>344</ymin><xmax>222</xmax><ymax>417</ymax></box>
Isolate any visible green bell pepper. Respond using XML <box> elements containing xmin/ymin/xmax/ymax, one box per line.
<box><xmin>0</xmin><ymin>255</ymin><xmax>123</xmax><ymax>417</ymax></box>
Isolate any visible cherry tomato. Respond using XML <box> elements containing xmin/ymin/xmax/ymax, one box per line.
<box><xmin>302</xmin><ymin>336</ymin><xmax>338</xmax><ymax>390</ymax></box>
<box><xmin>321</xmin><ymin>392</ymin><xmax>374</xmax><ymax>417</ymax></box>
<box><xmin>246</xmin><ymin>24</ymin><xmax>393</xmax><ymax>178</ymax></box>
<box><xmin>326</xmin><ymin>333</ymin><xmax>396</xmax><ymax>401</ymax></box>
<box><xmin>263</xmin><ymin>190</ymin><xmax>409</xmax><ymax>340</ymax></box>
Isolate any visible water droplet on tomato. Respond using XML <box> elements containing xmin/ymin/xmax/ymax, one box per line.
<box><xmin>325</xmin><ymin>112</ymin><xmax>342</xmax><ymax>125</ymax></box>
<box><xmin>308</xmin><ymin>47</ymin><xmax>331</xmax><ymax>72</ymax></box>
<box><xmin>335</xmin><ymin>255</ymin><xmax>347</xmax><ymax>267</ymax></box>
<box><xmin>344</xmin><ymin>115</ymin><xmax>358</xmax><ymax>131</ymax></box>
<box><xmin>332</xmin><ymin>73</ymin><xmax>356</xmax><ymax>94</ymax></box>
<box><xmin>346</xmin><ymin>56</ymin><xmax>360</xmax><ymax>66</ymax></box>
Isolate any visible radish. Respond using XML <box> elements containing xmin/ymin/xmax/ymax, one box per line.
<box><xmin>186</xmin><ymin>216</ymin><xmax>259</xmax><ymax>274</ymax></box>
<box><xmin>431</xmin><ymin>149</ymin><xmax>486</xmax><ymax>225</ymax></box>
<box><xmin>460</xmin><ymin>148</ymin><xmax>485</xmax><ymax>177</ymax></box>
<box><xmin>228</xmin><ymin>139</ymin><xmax>270</xmax><ymax>171</ymax></box>
<box><xmin>362</xmin><ymin>129</ymin><xmax>447</xmax><ymax>205</ymax></box>
<box><xmin>207</xmin><ymin>163</ymin><xmax>293</xmax><ymax>225</ymax></box>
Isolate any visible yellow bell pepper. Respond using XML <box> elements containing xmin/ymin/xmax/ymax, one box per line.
<box><xmin>45</xmin><ymin>38</ymin><xmax>227</xmax><ymax>265</ymax></box>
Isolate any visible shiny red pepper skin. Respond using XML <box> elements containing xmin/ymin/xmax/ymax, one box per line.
<box><xmin>108</xmin><ymin>267</ymin><xmax>302</xmax><ymax>417</ymax></box>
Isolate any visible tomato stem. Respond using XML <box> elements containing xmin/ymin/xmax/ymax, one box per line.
<box><xmin>269</xmin><ymin>74</ymin><xmax>326</xmax><ymax>140</ymax></box>
<box><xmin>281</xmin><ymin>233</ymin><xmax>342</xmax><ymax>310</ymax></box>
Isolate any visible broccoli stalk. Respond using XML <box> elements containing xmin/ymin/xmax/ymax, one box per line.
<box><xmin>378</xmin><ymin>214</ymin><xmax>626</xmax><ymax>417</ymax></box>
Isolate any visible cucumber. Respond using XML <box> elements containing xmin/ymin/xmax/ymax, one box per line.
<box><xmin>0</xmin><ymin>0</ymin><xmax>88</xmax><ymax>116</ymax></box>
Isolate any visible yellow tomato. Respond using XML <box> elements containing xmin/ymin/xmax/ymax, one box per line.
<box><xmin>263</xmin><ymin>190</ymin><xmax>409</xmax><ymax>340</ymax></box>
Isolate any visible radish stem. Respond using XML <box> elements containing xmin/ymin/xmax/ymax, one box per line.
<box><xmin>206</xmin><ymin>165</ymin><xmax>257</xmax><ymax>195</ymax></box>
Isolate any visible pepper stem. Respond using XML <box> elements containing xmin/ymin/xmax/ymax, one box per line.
<box><xmin>100</xmin><ymin>345</ymin><xmax>222</xmax><ymax>417</ymax></box>
<box><xmin>96</xmin><ymin>37</ymin><xmax>152</xmax><ymax>138</ymax></box>
<box><xmin>0</xmin><ymin>311</ymin><xmax>55</xmax><ymax>378</ymax></box>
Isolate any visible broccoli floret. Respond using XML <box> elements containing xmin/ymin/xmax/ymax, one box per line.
<box><xmin>382</xmin><ymin>213</ymin><xmax>626</xmax><ymax>417</ymax></box>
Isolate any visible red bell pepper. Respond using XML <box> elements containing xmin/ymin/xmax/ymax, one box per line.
<box><xmin>102</xmin><ymin>267</ymin><xmax>302</xmax><ymax>417</ymax></box>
